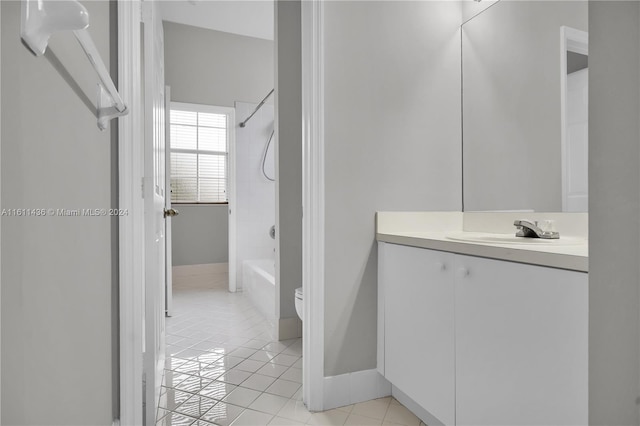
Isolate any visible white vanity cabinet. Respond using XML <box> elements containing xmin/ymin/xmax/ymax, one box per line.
<box><xmin>378</xmin><ymin>242</ymin><xmax>588</xmax><ymax>426</ymax></box>
<box><xmin>379</xmin><ymin>242</ymin><xmax>456</xmax><ymax>426</ymax></box>
<box><xmin>455</xmin><ymin>253</ymin><xmax>588</xmax><ymax>426</ymax></box>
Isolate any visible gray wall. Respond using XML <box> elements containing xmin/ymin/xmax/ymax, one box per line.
<box><xmin>588</xmin><ymin>2</ymin><xmax>640</xmax><ymax>423</ymax></box>
<box><xmin>1</xmin><ymin>1</ymin><xmax>115</xmax><ymax>424</ymax></box>
<box><xmin>567</xmin><ymin>52</ymin><xmax>588</xmax><ymax>74</ymax></box>
<box><xmin>462</xmin><ymin>1</ymin><xmax>588</xmax><ymax>212</ymax></box>
<box><xmin>164</xmin><ymin>21</ymin><xmax>274</xmax><ymax>108</ymax></box>
<box><xmin>171</xmin><ymin>205</ymin><xmax>229</xmax><ymax>266</ymax></box>
<box><xmin>323</xmin><ymin>1</ymin><xmax>462</xmax><ymax>376</ymax></box>
<box><xmin>275</xmin><ymin>0</ymin><xmax>302</xmax><ymax>322</ymax></box>
<box><xmin>164</xmin><ymin>21</ymin><xmax>274</xmax><ymax>266</ymax></box>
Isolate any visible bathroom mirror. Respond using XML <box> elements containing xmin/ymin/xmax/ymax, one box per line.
<box><xmin>462</xmin><ymin>1</ymin><xmax>588</xmax><ymax>212</ymax></box>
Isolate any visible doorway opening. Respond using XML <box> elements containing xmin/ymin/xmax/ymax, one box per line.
<box><xmin>560</xmin><ymin>26</ymin><xmax>589</xmax><ymax>212</ymax></box>
<box><xmin>165</xmin><ymin>101</ymin><xmax>235</xmax><ymax>316</ymax></box>
<box><xmin>119</xmin><ymin>2</ymin><xmax>309</xmax><ymax>423</ymax></box>
<box><xmin>157</xmin><ymin>2</ymin><xmax>304</xmax><ymax>424</ymax></box>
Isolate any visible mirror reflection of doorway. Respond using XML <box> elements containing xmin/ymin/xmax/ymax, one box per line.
<box><xmin>561</xmin><ymin>26</ymin><xmax>589</xmax><ymax>212</ymax></box>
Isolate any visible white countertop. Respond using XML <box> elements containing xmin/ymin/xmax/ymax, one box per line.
<box><xmin>376</xmin><ymin>212</ymin><xmax>588</xmax><ymax>272</ymax></box>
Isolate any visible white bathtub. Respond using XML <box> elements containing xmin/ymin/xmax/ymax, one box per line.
<box><xmin>242</xmin><ymin>259</ymin><xmax>276</xmax><ymax>321</ymax></box>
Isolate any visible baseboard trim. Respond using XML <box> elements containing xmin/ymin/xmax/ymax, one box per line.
<box><xmin>391</xmin><ymin>385</ymin><xmax>444</xmax><ymax>426</ymax></box>
<box><xmin>278</xmin><ymin>317</ymin><xmax>302</xmax><ymax>340</ymax></box>
<box><xmin>172</xmin><ymin>262</ymin><xmax>228</xmax><ymax>276</ymax></box>
<box><xmin>322</xmin><ymin>369</ymin><xmax>391</xmax><ymax>411</ymax></box>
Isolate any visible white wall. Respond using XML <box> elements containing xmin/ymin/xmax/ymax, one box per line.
<box><xmin>588</xmin><ymin>2</ymin><xmax>640</xmax><ymax>423</ymax></box>
<box><xmin>164</xmin><ymin>21</ymin><xmax>274</xmax><ymax>268</ymax></box>
<box><xmin>323</xmin><ymin>1</ymin><xmax>462</xmax><ymax>376</ymax></box>
<box><xmin>236</xmin><ymin>102</ymin><xmax>276</xmax><ymax>290</ymax></box>
<box><xmin>1</xmin><ymin>1</ymin><xmax>115</xmax><ymax>423</ymax></box>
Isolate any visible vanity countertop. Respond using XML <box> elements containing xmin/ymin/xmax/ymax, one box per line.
<box><xmin>376</xmin><ymin>212</ymin><xmax>588</xmax><ymax>273</ymax></box>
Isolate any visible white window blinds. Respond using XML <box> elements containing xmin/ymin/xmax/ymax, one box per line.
<box><xmin>169</xmin><ymin>105</ymin><xmax>230</xmax><ymax>203</ymax></box>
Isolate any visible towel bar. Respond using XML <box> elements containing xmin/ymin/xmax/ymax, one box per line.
<box><xmin>21</xmin><ymin>0</ymin><xmax>128</xmax><ymax>130</ymax></box>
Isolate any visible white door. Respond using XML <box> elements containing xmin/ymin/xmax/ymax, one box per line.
<box><xmin>564</xmin><ymin>68</ymin><xmax>588</xmax><ymax>212</ymax></box>
<box><xmin>165</xmin><ymin>86</ymin><xmax>174</xmax><ymax>317</ymax></box>
<box><xmin>143</xmin><ymin>2</ymin><xmax>166</xmax><ymax>424</ymax></box>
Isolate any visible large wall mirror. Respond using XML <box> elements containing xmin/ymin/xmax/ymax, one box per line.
<box><xmin>462</xmin><ymin>1</ymin><xmax>588</xmax><ymax>212</ymax></box>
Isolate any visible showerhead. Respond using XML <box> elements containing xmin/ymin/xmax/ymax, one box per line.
<box><xmin>238</xmin><ymin>89</ymin><xmax>275</xmax><ymax>129</ymax></box>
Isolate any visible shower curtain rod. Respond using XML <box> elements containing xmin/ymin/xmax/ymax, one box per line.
<box><xmin>239</xmin><ymin>89</ymin><xmax>275</xmax><ymax>128</ymax></box>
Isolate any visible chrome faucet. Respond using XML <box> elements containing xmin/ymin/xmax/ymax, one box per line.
<box><xmin>514</xmin><ymin>219</ymin><xmax>560</xmax><ymax>239</ymax></box>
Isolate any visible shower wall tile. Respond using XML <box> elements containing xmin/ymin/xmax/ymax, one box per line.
<box><xmin>235</xmin><ymin>102</ymin><xmax>276</xmax><ymax>290</ymax></box>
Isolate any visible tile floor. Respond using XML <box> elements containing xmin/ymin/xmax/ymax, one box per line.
<box><xmin>157</xmin><ymin>263</ymin><xmax>425</xmax><ymax>426</ymax></box>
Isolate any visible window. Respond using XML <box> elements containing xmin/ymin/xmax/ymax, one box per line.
<box><xmin>169</xmin><ymin>103</ymin><xmax>233</xmax><ymax>203</ymax></box>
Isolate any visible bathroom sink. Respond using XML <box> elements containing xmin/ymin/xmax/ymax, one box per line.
<box><xmin>446</xmin><ymin>232</ymin><xmax>585</xmax><ymax>246</ymax></box>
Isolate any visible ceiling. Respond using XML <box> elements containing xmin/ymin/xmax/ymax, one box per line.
<box><xmin>160</xmin><ymin>0</ymin><xmax>274</xmax><ymax>41</ymax></box>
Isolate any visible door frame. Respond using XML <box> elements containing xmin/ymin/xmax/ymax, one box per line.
<box><xmin>560</xmin><ymin>26</ymin><xmax>588</xmax><ymax>212</ymax></box>
<box><xmin>301</xmin><ymin>0</ymin><xmax>325</xmax><ymax>412</ymax></box>
<box><xmin>0</xmin><ymin>2</ymin><xmax>3</xmax><ymax>420</ymax></box>
<box><xmin>227</xmin><ymin>106</ymin><xmax>237</xmax><ymax>293</ymax></box>
<box><xmin>118</xmin><ymin>1</ymin><xmax>145</xmax><ymax>425</ymax></box>
<box><xmin>117</xmin><ymin>0</ymin><xmax>327</xmax><ymax>421</ymax></box>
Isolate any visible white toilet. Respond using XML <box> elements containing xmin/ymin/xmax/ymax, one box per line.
<box><xmin>295</xmin><ymin>287</ymin><xmax>303</xmax><ymax>321</ymax></box>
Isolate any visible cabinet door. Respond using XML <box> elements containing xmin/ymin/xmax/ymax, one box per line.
<box><xmin>382</xmin><ymin>243</ymin><xmax>455</xmax><ymax>425</ymax></box>
<box><xmin>455</xmin><ymin>255</ymin><xmax>588</xmax><ymax>426</ymax></box>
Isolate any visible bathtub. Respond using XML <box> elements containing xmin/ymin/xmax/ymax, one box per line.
<box><xmin>242</xmin><ymin>259</ymin><xmax>276</xmax><ymax>322</ymax></box>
